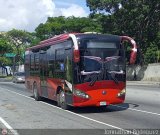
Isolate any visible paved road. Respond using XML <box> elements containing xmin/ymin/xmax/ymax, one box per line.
<box><xmin>0</xmin><ymin>82</ymin><xmax>160</xmax><ymax>135</ymax></box>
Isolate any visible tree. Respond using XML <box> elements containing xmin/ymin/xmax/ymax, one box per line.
<box><xmin>87</xmin><ymin>0</ymin><xmax>122</xmax><ymax>14</ymax></box>
<box><xmin>0</xmin><ymin>57</ymin><xmax>12</xmax><ymax>66</ymax></box>
<box><xmin>144</xmin><ymin>42</ymin><xmax>158</xmax><ymax>63</ymax></box>
<box><xmin>6</xmin><ymin>29</ymin><xmax>37</xmax><ymax>67</ymax></box>
<box><xmin>65</xmin><ymin>16</ymin><xmax>102</xmax><ymax>33</ymax></box>
<box><xmin>7</xmin><ymin>29</ymin><xmax>34</xmax><ymax>55</ymax></box>
<box><xmin>86</xmin><ymin>0</ymin><xmax>160</xmax><ymax>64</ymax></box>
<box><xmin>28</xmin><ymin>32</ymin><xmax>41</xmax><ymax>47</ymax></box>
<box><xmin>35</xmin><ymin>16</ymin><xmax>67</xmax><ymax>40</ymax></box>
<box><xmin>0</xmin><ymin>33</ymin><xmax>13</xmax><ymax>74</ymax></box>
<box><xmin>0</xmin><ymin>33</ymin><xmax>12</xmax><ymax>56</ymax></box>
<box><xmin>35</xmin><ymin>16</ymin><xmax>102</xmax><ymax>41</ymax></box>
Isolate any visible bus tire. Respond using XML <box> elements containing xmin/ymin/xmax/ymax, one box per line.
<box><xmin>58</xmin><ymin>89</ymin><xmax>69</xmax><ymax>110</ymax></box>
<box><xmin>33</xmin><ymin>83</ymin><xmax>41</xmax><ymax>101</ymax></box>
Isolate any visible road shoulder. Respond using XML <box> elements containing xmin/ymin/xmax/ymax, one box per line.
<box><xmin>127</xmin><ymin>81</ymin><xmax>160</xmax><ymax>87</ymax></box>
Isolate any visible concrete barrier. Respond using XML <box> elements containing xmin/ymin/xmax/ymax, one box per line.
<box><xmin>126</xmin><ymin>63</ymin><xmax>160</xmax><ymax>81</ymax></box>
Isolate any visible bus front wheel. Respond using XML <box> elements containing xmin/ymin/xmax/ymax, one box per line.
<box><xmin>58</xmin><ymin>89</ymin><xmax>69</xmax><ymax>110</ymax></box>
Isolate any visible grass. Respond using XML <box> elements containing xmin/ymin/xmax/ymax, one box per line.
<box><xmin>0</xmin><ymin>75</ymin><xmax>13</xmax><ymax>80</ymax></box>
<box><xmin>0</xmin><ymin>75</ymin><xmax>7</xmax><ymax>78</ymax></box>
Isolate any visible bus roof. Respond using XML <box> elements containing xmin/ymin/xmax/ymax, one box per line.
<box><xmin>27</xmin><ymin>33</ymin><xmax>120</xmax><ymax>51</ymax></box>
<box><xmin>27</xmin><ymin>33</ymin><xmax>74</xmax><ymax>51</ymax></box>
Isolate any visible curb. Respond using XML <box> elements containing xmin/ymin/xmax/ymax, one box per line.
<box><xmin>127</xmin><ymin>81</ymin><xmax>160</xmax><ymax>87</ymax></box>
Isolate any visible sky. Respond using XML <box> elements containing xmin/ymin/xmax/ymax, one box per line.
<box><xmin>0</xmin><ymin>0</ymin><xmax>90</xmax><ymax>32</ymax></box>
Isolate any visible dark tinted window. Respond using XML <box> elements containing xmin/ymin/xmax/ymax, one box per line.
<box><xmin>74</xmin><ymin>38</ymin><xmax>125</xmax><ymax>84</ymax></box>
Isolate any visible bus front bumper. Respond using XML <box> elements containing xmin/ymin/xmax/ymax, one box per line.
<box><xmin>72</xmin><ymin>91</ymin><xmax>125</xmax><ymax>107</ymax></box>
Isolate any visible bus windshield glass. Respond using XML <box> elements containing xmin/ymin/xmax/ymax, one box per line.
<box><xmin>74</xmin><ymin>39</ymin><xmax>126</xmax><ymax>84</ymax></box>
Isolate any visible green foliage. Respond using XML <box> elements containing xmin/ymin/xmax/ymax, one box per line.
<box><xmin>87</xmin><ymin>0</ymin><xmax>160</xmax><ymax>64</ymax></box>
<box><xmin>144</xmin><ymin>42</ymin><xmax>159</xmax><ymax>64</ymax></box>
<box><xmin>35</xmin><ymin>16</ymin><xmax>102</xmax><ymax>40</ymax></box>
<box><xmin>7</xmin><ymin>29</ymin><xmax>36</xmax><ymax>54</ymax></box>
<box><xmin>35</xmin><ymin>16</ymin><xmax>67</xmax><ymax>40</ymax></box>
<box><xmin>1</xmin><ymin>0</ymin><xmax>159</xmax><ymax>65</ymax></box>
<box><xmin>87</xmin><ymin>0</ymin><xmax>122</xmax><ymax>14</ymax></box>
<box><xmin>0</xmin><ymin>34</ymin><xmax>12</xmax><ymax>55</ymax></box>
<box><xmin>157</xmin><ymin>51</ymin><xmax>160</xmax><ymax>62</ymax></box>
<box><xmin>0</xmin><ymin>57</ymin><xmax>12</xmax><ymax>66</ymax></box>
<box><xmin>5</xmin><ymin>29</ymin><xmax>39</xmax><ymax>65</ymax></box>
<box><xmin>66</xmin><ymin>16</ymin><xmax>102</xmax><ymax>33</ymax></box>
<box><xmin>28</xmin><ymin>32</ymin><xmax>41</xmax><ymax>47</ymax></box>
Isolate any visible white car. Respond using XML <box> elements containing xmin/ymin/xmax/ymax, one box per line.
<box><xmin>12</xmin><ymin>72</ymin><xmax>25</xmax><ymax>83</ymax></box>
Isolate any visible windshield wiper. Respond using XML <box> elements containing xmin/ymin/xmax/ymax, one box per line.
<box><xmin>89</xmin><ymin>71</ymin><xmax>104</xmax><ymax>86</ymax></box>
<box><xmin>82</xmin><ymin>71</ymin><xmax>102</xmax><ymax>86</ymax></box>
<box><xmin>83</xmin><ymin>69</ymin><xmax>119</xmax><ymax>86</ymax></box>
<box><xmin>89</xmin><ymin>73</ymin><xmax>99</xmax><ymax>86</ymax></box>
<box><xmin>108</xmin><ymin>71</ymin><xmax>119</xmax><ymax>85</ymax></box>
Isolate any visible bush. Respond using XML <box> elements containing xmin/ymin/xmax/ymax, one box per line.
<box><xmin>144</xmin><ymin>42</ymin><xmax>159</xmax><ymax>64</ymax></box>
<box><xmin>0</xmin><ymin>57</ymin><xmax>12</xmax><ymax>66</ymax></box>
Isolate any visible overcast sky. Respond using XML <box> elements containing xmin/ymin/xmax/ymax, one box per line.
<box><xmin>0</xmin><ymin>0</ymin><xmax>90</xmax><ymax>32</ymax></box>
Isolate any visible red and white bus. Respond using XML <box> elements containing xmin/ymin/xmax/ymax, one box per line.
<box><xmin>25</xmin><ymin>33</ymin><xmax>137</xmax><ymax>109</ymax></box>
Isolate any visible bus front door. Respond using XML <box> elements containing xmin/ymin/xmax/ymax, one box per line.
<box><xmin>40</xmin><ymin>52</ymin><xmax>48</xmax><ymax>98</ymax></box>
<box><xmin>64</xmin><ymin>48</ymin><xmax>73</xmax><ymax>105</ymax></box>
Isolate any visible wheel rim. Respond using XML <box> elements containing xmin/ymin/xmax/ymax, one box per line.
<box><xmin>59</xmin><ymin>91</ymin><xmax>65</xmax><ymax>105</ymax></box>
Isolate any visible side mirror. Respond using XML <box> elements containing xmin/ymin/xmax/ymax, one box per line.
<box><xmin>121</xmin><ymin>36</ymin><xmax>137</xmax><ymax>64</ymax></box>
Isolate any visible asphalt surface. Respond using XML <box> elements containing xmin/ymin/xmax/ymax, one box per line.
<box><xmin>0</xmin><ymin>82</ymin><xmax>160</xmax><ymax>135</ymax></box>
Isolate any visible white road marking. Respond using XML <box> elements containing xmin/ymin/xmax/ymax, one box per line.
<box><xmin>0</xmin><ymin>117</ymin><xmax>19</xmax><ymax>135</ymax></box>
<box><xmin>111</xmin><ymin>104</ymin><xmax>160</xmax><ymax>116</ymax></box>
<box><xmin>4</xmin><ymin>89</ymin><xmax>33</xmax><ymax>100</ymax></box>
<box><xmin>2</xmin><ymin>88</ymin><xmax>137</xmax><ymax>134</ymax></box>
<box><xmin>40</xmin><ymin>102</ymin><xmax>138</xmax><ymax>134</ymax></box>
<box><xmin>40</xmin><ymin>101</ymin><xmax>123</xmax><ymax>129</ymax></box>
<box><xmin>5</xmin><ymin>88</ymin><xmax>160</xmax><ymax>117</ymax></box>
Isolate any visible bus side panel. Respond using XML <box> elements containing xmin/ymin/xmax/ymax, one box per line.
<box><xmin>25</xmin><ymin>76</ymin><xmax>41</xmax><ymax>95</ymax></box>
<box><xmin>47</xmin><ymin>78</ymin><xmax>64</xmax><ymax>101</ymax></box>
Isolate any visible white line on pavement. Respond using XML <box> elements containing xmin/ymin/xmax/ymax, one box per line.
<box><xmin>41</xmin><ymin>101</ymin><xmax>123</xmax><ymax>129</ymax></box>
<box><xmin>4</xmin><ymin>89</ymin><xmax>33</xmax><ymax>100</ymax></box>
<box><xmin>40</xmin><ymin>101</ymin><xmax>138</xmax><ymax>134</ymax></box>
<box><xmin>4</xmin><ymin>88</ymin><xmax>160</xmax><ymax>117</ymax></box>
<box><xmin>3</xmin><ymin>88</ymin><xmax>137</xmax><ymax>134</ymax></box>
<box><xmin>0</xmin><ymin>117</ymin><xmax>19</xmax><ymax>135</ymax></box>
<box><xmin>111</xmin><ymin>104</ymin><xmax>160</xmax><ymax>116</ymax></box>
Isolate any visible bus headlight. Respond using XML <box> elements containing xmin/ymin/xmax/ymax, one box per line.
<box><xmin>73</xmin><ymin>89</ymin><xmax>89</xmax><ymax>99</ymax></box>
<box><xmin>117</xmin><ymin>89</ymin><xmax>126</xmax><ymax>97</ymax></box>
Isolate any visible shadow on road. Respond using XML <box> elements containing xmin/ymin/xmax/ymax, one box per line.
<box><xmin>30</xmin><ymin>96</ymin><xmax>139</xmax><ymax>114</ymax></box>
<box><xmin>70</xmin><ymin>102</ymin><xmax>139</xmax><ymax>114</ymax></box>
<box><xmin>34</xmin><ymin>97</ymin><xmax>139</xmax><ymax>114</ymax></box>
<box><xmin>70</xmin><ymin>103</ymin><xmax>130</xmax><ymax>114</ymax></box>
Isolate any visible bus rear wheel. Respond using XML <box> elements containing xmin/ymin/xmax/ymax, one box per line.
<box><xmin>33</xmin><ymin>83</ymin><xmax>41</xmax><ymax>101</ymax></box>
<box><xmin>58</xmin><ymin>89</ymin><xmax>69</xmax><ymax>110</ymax></box>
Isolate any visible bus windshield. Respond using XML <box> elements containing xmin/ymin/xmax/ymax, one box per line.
<box><xmin>74</xmin><ymin>39</ymin><xmax>126</xmax><ymax>84</ymax></box>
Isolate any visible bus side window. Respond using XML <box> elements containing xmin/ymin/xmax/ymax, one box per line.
<box><xmin>55</xmin><ymin>48</ymin><xmax>65</xmax><ymax>78</ymax></box>
<box><xmin>25</xmin><ymin>53</ymin><xmax>30</xmax><ymax>76</ymax></box>
<box><xmin>47</xmin><ymin>46</ymin><xmax>55</xmax><ymax>78</ymax></box>
<box><xmin>30</xmin><ymin>53</ymin><xmax>35</xmax><ymax>75</ymax></box>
